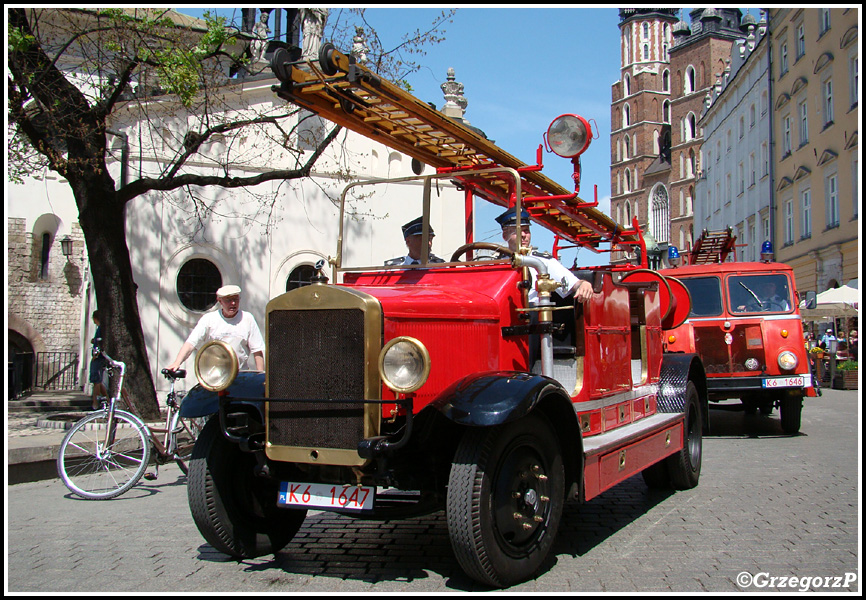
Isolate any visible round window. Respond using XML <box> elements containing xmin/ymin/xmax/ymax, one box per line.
<box><xmin>177</xmin><ymin>258</ymin><xmax>222</xmax><ymax>311</ymax></box>
<box><xmin>286</xmin><ymin>264</ymin><xmax>317</xmax><ymax>292</ymax></box>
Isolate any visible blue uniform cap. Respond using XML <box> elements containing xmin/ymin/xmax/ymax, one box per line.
<box><xmin>402</xmin><ymin>217</ymin><xmax>434</xmax><ymax>238</ymax></box>
<box><xmin>495</xmin><ymin>207</ymin><xmax>531</xmax><ymax>228</ymax></box>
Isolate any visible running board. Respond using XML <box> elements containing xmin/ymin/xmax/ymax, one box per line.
<box><xmin>582</xmin><ymin>412</ymin><xmax>684</xmax><ymax>501</ymax></box>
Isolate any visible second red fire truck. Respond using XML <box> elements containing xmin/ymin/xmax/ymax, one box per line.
<box><xmin>660</xmin><ymin>229</ymin><xmax>817</xmax><ymax>434</ymax></box>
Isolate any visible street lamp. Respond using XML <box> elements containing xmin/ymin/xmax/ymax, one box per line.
<box><xmin>60</xmin><ymin>236</ymin><xmax>73</xmax><ymax>261</ymax></box>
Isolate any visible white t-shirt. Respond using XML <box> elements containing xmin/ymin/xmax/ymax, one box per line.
<box><xmin>185</xmin><ymin>310</ymin><xmax>265</xmax><ymax>370</ymax></box>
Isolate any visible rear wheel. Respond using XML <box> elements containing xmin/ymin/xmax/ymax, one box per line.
<box><xmin>667</xmin><ymin>382</ymin><xmax>703</xmax><ymax>490</ymax></box>
<box><xmin>187</xmin><ymin>418</ymin><xmax>306</xmax><ymax>558</ymax></box>
<box><xmin>447</xmin><ymin>413</ymin><xmax>564</xmax><ymax>587</ymax></box>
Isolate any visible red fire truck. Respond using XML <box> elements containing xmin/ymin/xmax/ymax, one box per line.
<box><xmin>659</xmin><ymin>229</ymin><xmax>818</xmax><ymax>434</ymax></box>
<box><xmin>181</xmin><ymin>44</ymin><xmax>707</xmax><ymax>587</ymax></box>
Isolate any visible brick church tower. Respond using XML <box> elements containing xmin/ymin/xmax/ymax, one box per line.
<box><xmin>610</xmin><ymin>8</ymin><xmax>747</xmax><ymax>265</ymax></box>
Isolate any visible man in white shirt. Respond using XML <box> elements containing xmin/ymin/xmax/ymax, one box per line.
<box><xmin>496</xmin><ymin>207</ymin><xmax>593</xmax><ymax>305</ymax></box>
<box><xmin>167</xmin><ymin>284</ymin><xmax>265</xmax><ymax>372</ymax></box>
<box><xmin>384</xmin><ymin>217</ymin><xmax>446</xmax><ymax>266</ymax></box>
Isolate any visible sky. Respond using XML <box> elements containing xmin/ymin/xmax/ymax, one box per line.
<box><xmin>173</xmin><ymin>7</ymin><xmax>672</xmax><ymax>267</ymax></box>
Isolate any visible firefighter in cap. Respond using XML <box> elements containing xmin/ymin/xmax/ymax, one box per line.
<box><xmin>385</xmin><ymin>217</ymin><xmax>445</xmax><ymax>266</ymax></box>
<box><xmin>496</xmin><ymin>207</ymin><xmax>593</xmax><ymax>304</ymax></box>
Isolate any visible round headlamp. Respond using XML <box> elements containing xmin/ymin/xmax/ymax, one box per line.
<box><xmin>195</xmin><ymin>340</ymin><xmax>239</xmax><ymax>392</ymax></box>
<box><xmin>547</xmin><ymin>114</ymin><xmax>592</xmax><ymax>158</ymax></box>
<box><xmin>379</xmin><ymin>336</ymin><xmax>430</xmax><ymax>394</ymax></box>
<box><xmin>777</xmin><ymin>351</ymin><xmax>798</xmax><ymax>371</ymax></box>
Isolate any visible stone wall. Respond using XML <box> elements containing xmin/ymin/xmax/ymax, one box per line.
<box><xmin>7</xmin><ymin>217</ymin><xmax>86</xmax><ymax>354</ymax></box>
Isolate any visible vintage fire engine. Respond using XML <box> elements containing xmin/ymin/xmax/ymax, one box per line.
<box><xmin>182</xmin><ymin>44</ymin><xmax>707</xmax><ymax>587</ymax></box>
<box><xmin>659</xmin><ymin>228</ymin><xmax>817</xmax><ymax>434</ymax></box>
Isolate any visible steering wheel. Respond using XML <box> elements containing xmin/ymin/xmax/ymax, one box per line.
<box><xmin>449</xmin><ymin>242</ymin><xmax>514</xmax><ymax>262</ymax></box>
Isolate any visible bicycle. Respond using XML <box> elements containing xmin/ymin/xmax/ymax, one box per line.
<box><xmin>57</xmin><ymin>347</ymin><xmax>207</xmax><ymax>500</ymax></box>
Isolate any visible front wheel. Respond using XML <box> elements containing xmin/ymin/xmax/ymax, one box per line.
<box><xmin>57</xmin><ymin>409</ymin><xmax>152</xmax><ymax>500</ymax></box>
<box><xmin>447</xmin><ymin>413</ymin><xmax>564</xmax><ymax>587</ymax></box>
<box><xmin>187</xmin><ymin>418</ymin><xmax>306</xmax><ymax>558</ymax></box>
<box><xmin>780</xmin><ymin>392</ymin><xmax>802</xmax><ymax>434</ymax></box>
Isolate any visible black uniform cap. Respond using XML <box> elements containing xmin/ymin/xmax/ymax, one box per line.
<box><xmin>495</xmin><ymin>207</ymin><xmax>531</xmax><ymax>228</ymax></box>
<box><xmin>402</xmin><ymin>217</ymin><xmax>434</xmax><ymax>238</ymax></box>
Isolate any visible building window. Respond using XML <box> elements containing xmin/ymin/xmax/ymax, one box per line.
<box><xmin>850</xmin><ymin>53</ymin><xmax>859</xmax><ymax>109</ymax></box>
<box><xmin>761</xmin><ymin>142</ymin><xmax>769</xmax><ymax>176</ymax></box>
<box><xmin>643</xmin><ymin>44</ymin><xmax>649</xmax><ymax>61</ymax></box>
<box><xmin>826</xmin><ymin>173</ymin><xmax>839</xmax><ymax>228</ymax></box>
<box><xmin>642</xmin><ymin>22</ymin><xmax>649</xmax><ymax>39</ymax></box>
<box><xmin>623</xmin><ymin>103</ymin><xmax>630</xmax><ymax>128</ymax></box>
<box><xmin>738</xmin><ymin>116</ymin><xmax>745</xmax><ymax>139</ymax></box>
<box><xmin>286</xmin><ymin>264</ymin><xmax>318</xmax><ymax>291</ymax></box>
<box><xmin>782</xmin><ymin>115</ymin><xmax>792</xmax><ymax>155</ymax></box>
<box><xmin>820</xmin><ymin>8</ymin><xmax>831</xmax><ymax>34</ymax></box>
<box><xmin>662</xmin><ymin>99</ymin><xmax>670</xmax><ymax>123</ymax></box>
<box><xmin>780</xmin><ymin>41</ymin><xmax>788</xmax><ymax>75</ymax></box>
<box><xmin>749</xmin><ymin>153</ymin><xmax>756</xmax><ymax>187</ymax></box>
<box><xmin>784</xmin><ymin>198</ymin><xmax>794</xmax><ymax>244</ymax></box>
<box><xmin>177</xmin><ymin>258</ymin><xmax>222</xmax><ymax>312</ymax></box>
<box><xmin>749</xmin><ymin>103</ymin><xmax>756</xmax><ymax>128</ymax></box>
<box><xmin>650</xmin><ymin>185</ymin><xmax>670</xmax><ymax>244</ymax></box>
<box><xmin>738</xmin><ymin>162</ymin><xmax>744</xmax><ymax>195</ymax></box>
<box><xmin>798</xmin><ymin>99</ymin><xmax>808</xmax><ymax>146</ymax></box>
<box><xmin>796</xmin><ymin>23</ymin><xmax>805</xmax><ymax>59</ymax></box>
<box><xmin>800</xmin><ymin>187</ymin><xmax>812</xmax><ymax>238</ymax></box>
<box><xmin>685</xmin><ymin>66</ymin><xmax>696</xmax><ymax>94</ymax></box>
<box><xmin>823</xmin><ymin>78</ymin><xmax>834</xmax><ymax>125</ymax></box>
<box><xmin>662</xmin><ymin>69</ymin><xmax>670</xmax><ymax>92</ymax></box>
<box><xmin>39</xmin><ymin>232</ymin><xmax>51</xmax><ymax>280</ymax></box>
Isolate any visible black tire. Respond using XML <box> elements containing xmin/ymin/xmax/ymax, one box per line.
<box><xmin>667</xmin><ymin>382</ymin><xmax>703</xmax><ymax>490</ymax></box>
<box><xmin>447</xmin><ymin>413</ymin><xmax>564</xmax><ymax>588</ymax></box>
<box><xmin>641</xmin><ymin>459</ymin><xmax>670</xmax><ymax>489</ymax></box>
<box><xmin>187</xmin><ymin>418</ymin><xmax>306</xmax><ymax>558</ymax></box>
<box><xmin>780</xmin><ymin>392</ymin><xmax>802</xmax><ymax>434</ymax></box>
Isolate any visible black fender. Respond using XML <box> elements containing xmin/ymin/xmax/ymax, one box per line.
<box><xmin>431</xmin><ymin>371</ymin><xmax>566</xmax><ymax>426</ymax></box>
<box><xmin>179</xmin><ymin>371</ymin><xmax>265</xmax><ymax>419</ymax></box>
<box><xmin>431</xmin><ymin>371</ymin><xmax>585</xmax><ymax>500</ymax></box>
<box><xmin>659</xmin><ymin>353</ymin><xmax>709</xmax><ymax>433</ymax></box>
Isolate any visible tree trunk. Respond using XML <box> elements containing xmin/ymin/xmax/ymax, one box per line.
<box><xmin>72</xmin><ymin>174</ymin><xmax>159</xmax><ymax>420</ymax></box>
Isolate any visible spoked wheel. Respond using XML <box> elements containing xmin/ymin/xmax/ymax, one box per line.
<box><xmin>173</xmin><ymin>415</ymin><xmax>209</xmax><ymax>475</ymax></box>
<box><xmin>447</xmin><ymin>413</ymin><xmax>564</xmax><ymax>588</ymax></box>
<box><xmin>187</xmin><ymin>418</ymin><xmax>306</xmax><ymax>558</ymax></box>
<box><xmin>57</xmin><ymin>409</ymin><xmax>152</xmax><ymax>500</ymax></box>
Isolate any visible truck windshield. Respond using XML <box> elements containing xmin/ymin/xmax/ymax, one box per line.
<box><xmin>679</xmin><ymin>277</ymin><xmax>723</xmax><ymax>317</ymax></box>
<box><xmin>728</xmin><ymin>274</ymin><xmax>792</xmax><ymax>314</ymax></box>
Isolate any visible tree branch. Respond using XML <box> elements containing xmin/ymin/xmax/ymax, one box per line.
<box><xmin>118</xmin><ymin>125</ymin><xmax>343</xmax><ymax>203</ymax></box>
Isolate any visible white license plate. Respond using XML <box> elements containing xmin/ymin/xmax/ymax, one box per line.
<box><xmin>278</xmin><ymin>482</ymin><xmax>375</xmax><ymax>511</ymax></box>
<box><xmin>763</xmin><ymin>376</ymin><xmax>806</xmax><ymax>388</ymax></box>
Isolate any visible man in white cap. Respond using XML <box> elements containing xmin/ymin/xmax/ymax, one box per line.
<box><xmin>167</xmin><ymin>284</ymin><xmax>265</xmax><ymax>372</ymax></box>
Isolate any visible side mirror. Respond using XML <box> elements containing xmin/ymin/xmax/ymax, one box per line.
<box><xmin>804</xmin><ymin>291</ymin><xmax>817</xmax><ymax>309</ymax></box>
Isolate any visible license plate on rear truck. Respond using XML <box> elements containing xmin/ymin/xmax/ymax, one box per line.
<box><xmin>278</xmin><ymin>482</ymin><xmax>375</xmax><ymax>511</ymax></box>
<box><xmin>762</xmin><ymin>376</ymin><xmax>807</xmax><ymax>388</ymax></box>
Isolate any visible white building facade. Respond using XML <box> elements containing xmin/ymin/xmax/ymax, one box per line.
<box><xmin>696</xmin><ymin>16</ymin><xmax>773</xmax><ymax>261</ymax></box>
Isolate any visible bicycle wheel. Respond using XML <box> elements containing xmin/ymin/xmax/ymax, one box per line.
<box><xmin>57</xmin><ymin>409</ymin><xmax>152</xmax><ymax>500</ymax></box>
<box><xmin>173</xmin><ymin>415</ymin><xmax>209</xmax><ymax>475</ymax></box>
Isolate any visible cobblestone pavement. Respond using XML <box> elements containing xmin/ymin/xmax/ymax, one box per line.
<box><xmin>7</xmin><ymin>389</ymin><xmax>860</xmax><ymax>593</ymax></box>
